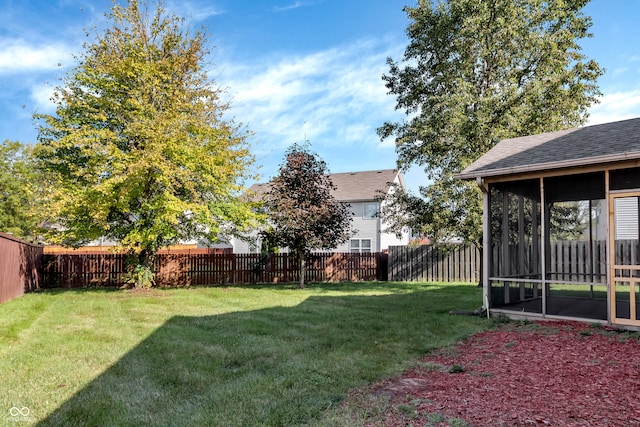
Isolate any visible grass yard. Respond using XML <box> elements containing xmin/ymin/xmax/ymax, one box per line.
<box><xmin>0</xmin><ymin>282</ymin><xmax>488</xmax><ymax>426</ymax></box>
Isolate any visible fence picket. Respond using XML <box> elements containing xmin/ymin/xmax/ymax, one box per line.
<box><xmin>19</xmin><ymin>239</ymin><xmax>628</xmax><ymax>292</ymax></box>
<box><xmin>40</xmin><ymin>251</ymin><xmax>388</xmax><ymax>288</ymax></box>
<box><xmin>388</xmin><ymin>244</ymin><xmax>481</xmax><ymax>283</ymax></box>
<box><xmin>0</xmin><ymin>233</ymin><xmax>42</xmax><ymax>303</ymax></box>
<box><xmin>388</xmin><ymin>241</ymin><xmax>613</xmax><ymax>284</ymax></box>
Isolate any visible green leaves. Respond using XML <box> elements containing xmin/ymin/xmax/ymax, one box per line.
<box><xmin>379</xmin><ymin>0</ymin><xmax>602</xmax><ymax>244</ymax></box>
<box><xmin>34</xmin><ymin>0</ymin><xmax>258</xmax><ymax>261</ymax></box>
<box><xmin>0</xmin><ymin>141</ymin><xmax>43</xmax><ymax>240</ymax></box>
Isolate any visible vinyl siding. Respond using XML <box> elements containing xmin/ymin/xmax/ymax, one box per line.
<box><xmin>615</xmin><ymin>197</ymin><xmax>639</xmax><ymax>240</ymax></box>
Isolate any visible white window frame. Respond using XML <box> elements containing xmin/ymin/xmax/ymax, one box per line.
<box><xmin>363</xmin><ymin>202</ymin><xmax>379</xmax><ymax>219</ymax></box>
<box><xmin>350</xmin><ymin>239</ymin><xmax>372</xmax><ymax>253</ymax></box>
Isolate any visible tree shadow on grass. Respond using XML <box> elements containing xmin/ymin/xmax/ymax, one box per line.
<box><xmin>37</xmin><ymin>286</ymin><xmax>485</xmax><ymax>427</ymax></box>
<box><xmin>227</xmin><ymin>280</ymin><xmax>461</xmax><ymax>294</ymax></box>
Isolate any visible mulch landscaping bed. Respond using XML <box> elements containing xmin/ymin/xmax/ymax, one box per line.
<box><xmin>358</xmin><ymin>321</ymin><xmax>640</xmax><ymax>426</ymax></box>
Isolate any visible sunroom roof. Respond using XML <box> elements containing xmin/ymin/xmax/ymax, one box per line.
<box><xmin>456</xmin><ymin>117</ymin><xmax>640</xmax><ymax>180</ymax></box>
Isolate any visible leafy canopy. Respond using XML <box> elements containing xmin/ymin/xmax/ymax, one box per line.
<box><xmin>378</xmin><ymin>0</ymin><xmax>602</xmax><ymax>244</ymax></box>
<box><xmin>34</xmin><ymin>0</ymin><xmax>259</xmax><ymax>260</ymax></box>
<box><xmin>0</xmin><ymin>141</ymin><xmax>42</xmax><ymax>240</ymax></box>
<box><xmin>262</xmin><ymin>143</ymin><xmax>353</xmax><ymax>287</ymax></box>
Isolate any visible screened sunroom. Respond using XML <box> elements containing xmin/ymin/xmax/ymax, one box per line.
<box><xmin>457</xmin><ymin>117</ymin><xmax>640</xmax><ymax>328</ymax></box>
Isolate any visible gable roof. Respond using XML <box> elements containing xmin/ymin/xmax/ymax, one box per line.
<box><xmin>329</xmin><ymin>169</ymin><xmax>401</xmax><ymax>201</ymax></box>
<box><xmin>247</xmin><ymin>169</ymin><xmax>402</xmax><ymax>202</ymax></box>
<box><xmin>456</xmin><ymin>117</ymin><xmax>640</xmax><ymax>180</ymax></box>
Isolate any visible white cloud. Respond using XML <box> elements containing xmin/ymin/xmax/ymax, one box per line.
<box><xmin>0</xmin><ymin>39</ymin><xmax>73</xmax><ymax>74</ymax></box>
<box><xmin>221</xmin><ymin>37</ymin><xmax>403</xmax><ymax>153</ymax></box>
<box><xmin>338</xmin><ymin>123</ymin><xmax>373</xmax><ymax>143</ymax></box>
<box><xmin>168</xmin><ymin>1</ymin><xmax>223</xmax><ymax>22</ymax></box>
<box><xmin>273</xmin><ymin>1</ymin><xmax>320</xmax><ymax>12</ymax></box>
<box><xmin>612</xmin><ymin>67</ymin><xmax>629</xmax><ymax>77</ymax></box>
<box><xmin>30</xmin><ymin>83</ymin><xmax>58</xmax><ymax>113</ymax></box>
<box><xmin>587</xmin><ymin>89</ymin><xmax>640</xmax><ymax>125</ymax></box>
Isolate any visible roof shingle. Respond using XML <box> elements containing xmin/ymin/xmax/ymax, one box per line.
<box><xmin>247</xmin><ymin>169</ymin><xmax>401</xmax><ymax>201</ymax></box>
<box><xmin>457</xmin><ymin>117</ymin><xmax>640</xmax><ymax>180</ymax></box>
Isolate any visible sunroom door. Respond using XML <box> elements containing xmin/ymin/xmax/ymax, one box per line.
<box><xmin>610</xmin><ymin>193</ymin><xmax>640</xmax><ymax>326</ymax></box>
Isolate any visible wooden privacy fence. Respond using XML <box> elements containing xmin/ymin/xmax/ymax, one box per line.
<box><xmin>392</xmin><ymin>240</ymin><xmax>624</xmax><ymax>284</ymax></box>
<box><xmin>546</xmin><ymin>239</ymin><xmax>631</xmax><ymax>283</ymax></box>
<box><xmin>41</xmin><ymin>251</ymin><xmax>388</xmax><ymax>288</ymax></box>
<box><xmin>388</xmin><ymin>244</ymin><xmax>481</xmax><ymax>283</ymax></box>
<box><xmin>412</xmin><ymin>239</ymin><xmax>639</xmax><ymax>285</ymax></box>
<box><xmin>0</xmin><ymin>232</ymin><xmax>42</xmax><ymax>303</ymax></box>
<box><xmin>492</xmin><ymin>240</ymin><xmax>610</xmax><ymax>283</ymax></box>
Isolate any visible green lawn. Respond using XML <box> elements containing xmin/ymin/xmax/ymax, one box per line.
<box><xmin>0</xmin><ymin>282</ymin><xmax>488</xmax><ymax>426</ymax></box>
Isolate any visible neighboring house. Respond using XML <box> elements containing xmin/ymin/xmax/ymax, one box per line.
<box><xmin>231</xmin><ymin>169</ymin><xmax>411</xmax><ymax>254</ymax></box>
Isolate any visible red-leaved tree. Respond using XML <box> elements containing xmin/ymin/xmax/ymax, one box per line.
<box><xmin>262</xmin><ymin>143</ymin><xmax>353</xmax><ymax>288</ymax></box>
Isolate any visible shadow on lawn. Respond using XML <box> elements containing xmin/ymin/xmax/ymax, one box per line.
<box><xmin>37</xmin><ymin>285</ymin><xmax>485</xmax><ymax>427</ymax></box>
<box><xmin>227</xmin><ymin>280</ymin><xmax>458</xmax><ymax>294</ymax></box>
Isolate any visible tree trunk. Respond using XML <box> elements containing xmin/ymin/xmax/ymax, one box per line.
<box><xmin>130</xmin><ymin>248</ymin><xmax>157</xmax><ymax>288</ymax></box>
<box><xmin>298</xmin><ymin>250</ymin><xmax>305</xmax><ymax>289</ymax></box>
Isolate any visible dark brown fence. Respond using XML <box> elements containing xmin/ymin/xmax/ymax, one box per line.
<box><xmin>388</xmin><ymin>244</ymin><xmax>481</xmax><ymax>283</ymax></box>
<box><xmin>547</xmin><ymin>240</ymin><xmax>608</xmax><ymax>283</ymax></box>
<box><xmin>0</xmin><ymin>232</ymin><xmax>43</xmax><ymax>303</ymax></box>
<box><xmin>491</xmin><ymin>240</ymin><xmax>609</xmax><ymax>283</ymax></box>
<box><xmin>26</xmin><ymin>240</ymin><xmax>640</xmax><ymax>290</ymax></box>
<box><xmin>41</xmin><ymin>251</ymin><xmax>388</xmax><ymax>288</ymax></box>
<box><xmin>393</xmin><ymin>240</ymin><xmax>639</xmax><ymax>284</ymax></box>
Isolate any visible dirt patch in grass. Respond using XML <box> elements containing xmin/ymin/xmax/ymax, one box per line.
<box><xmin>353</xmin><ymin>321</ymin><xmax>640</xmax><ymax>426</ymax></box>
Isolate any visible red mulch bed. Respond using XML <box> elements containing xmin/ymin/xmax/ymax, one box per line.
<box><xmin>359</xmin><ymin>321</ymin><xmax>640</xmax><ymax>426</ymax></box>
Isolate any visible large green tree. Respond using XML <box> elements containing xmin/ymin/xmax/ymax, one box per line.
<box><xmin>34</xmin><ymin>0</ymin><xmax>259</xmax><ymax>286</ymax></box>
<box><xmin>0</xmin><ymin>141</ymin><xmax>42</xmax><ymax>240</ymax></box>
<box><xmin>262</xmin><ymin>143</ymin><xmax>353</xmax><ymax>288</ymax></box>
<box><xmin>378</xmin><ymin>0</ymin><xmax>602</xmax><ymax>245</ymax></box>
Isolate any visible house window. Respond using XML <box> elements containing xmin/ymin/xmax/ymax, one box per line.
<box><xmin>350</xmin><ymin>239</ymin><xmax>372</xmax><ymax>253</ymax></box>
<box><xmin>363</xmin><ymin>203</ymin><xmax>379</xmax><ymax>219</ymax></box>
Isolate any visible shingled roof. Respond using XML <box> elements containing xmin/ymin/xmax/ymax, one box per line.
<box><xmin>456</xmin><ymin>117</ymin><xmax>640</xmax><ymax>180</ymax></box>
<box><xmin>247</xmin><ymin>169</ymin><xmax>401</xmax><ymax>202</ymax></box>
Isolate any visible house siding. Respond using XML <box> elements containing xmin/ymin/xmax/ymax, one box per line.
<box><xmin>231</xmin><ymin>238</ymin><xmax>256</xmax><ymax>254</ymax></box>
<box><xmin>614</xmin><ymin>197</ymin><xmax>639</xmax><ymax>240</ymax></box>
<box><xmin>380</xmin><ymin>229</ymin><xmax>408</xmax><ymax>250</ymax></box>
<box><xmin>334</xmin><ymin>201</ymin><xmax>382</xmax><ymax>252</ymax></box>
<box><xmin>233</xmin><ymin>169</ymin><xmax>411</xmax><ymax>253</ymax></box>
<box><xmin>379</xmin><ymin>173</ymin><xmax>410</xmax><ymax>250</ymax></box>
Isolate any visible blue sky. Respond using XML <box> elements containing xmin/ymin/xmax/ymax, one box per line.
<box><xmin>1</xmin><ymin>0</ymin><xmax>640</xmax><ymax>194</ymax></box>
